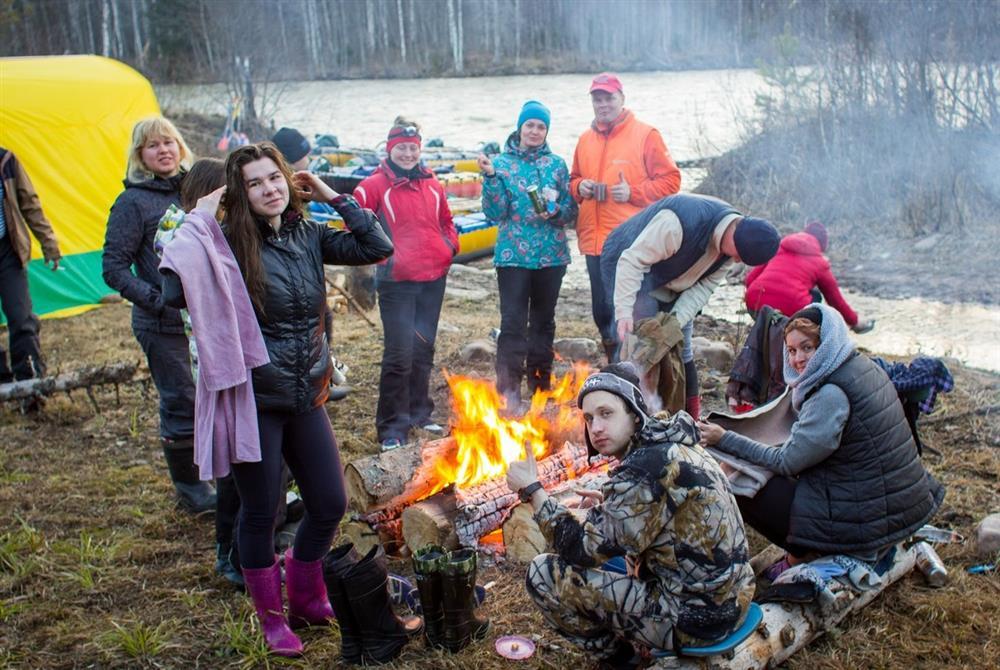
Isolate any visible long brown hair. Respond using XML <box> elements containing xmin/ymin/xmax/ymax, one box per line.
<box><xmin>180</xmin><ymin>158</ymin><xmax>225</xmax><ymax>211</ymax></box>
<box><xmin>223</xmin><ymin>142</ymin><xmax>304</xmax><ymax>314</ymax></box>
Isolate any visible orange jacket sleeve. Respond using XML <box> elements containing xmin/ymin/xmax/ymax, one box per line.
<box><xmin>629</xmin><ymin>130</ymin><xmax>681</xmax><ymax>207</ymax></box>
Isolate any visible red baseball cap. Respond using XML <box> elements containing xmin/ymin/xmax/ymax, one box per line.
<box><xmin>590</xmin><ymin>72</ymin><xmax>623</xmax><ymax>94</ymax></box>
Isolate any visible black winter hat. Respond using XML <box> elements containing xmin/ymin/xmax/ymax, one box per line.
<box><xmin>271</xmin><ymin>127</ymin><xmax>311</xmax><ymax>164</ymax></box>
<box><xmin>577</xmin><ymin>367</ymin><xmax>650</xmax><ymax>456</ymax></box>
<box><xmin>734</xmin><ymin>216</ymin><xmax>780</xmax><ymax>266</ymax></box>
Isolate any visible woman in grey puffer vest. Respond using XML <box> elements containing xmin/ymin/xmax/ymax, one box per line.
<box><xmin>700</xmin><ymin>303</ymin><xmax>943</xmax><ymax>562</ymax></box>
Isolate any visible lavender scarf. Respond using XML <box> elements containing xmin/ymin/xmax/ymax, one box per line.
<box><xmin>784</xmin><ymin>303</ymin><xmax>856</xmax><ymax>411</ymax></box>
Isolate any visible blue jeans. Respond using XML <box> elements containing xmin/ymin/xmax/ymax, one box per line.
<box><xmin>375</xmin><ymin>276</ymin><xmax>446</xmax><ymax>442</ymax></box>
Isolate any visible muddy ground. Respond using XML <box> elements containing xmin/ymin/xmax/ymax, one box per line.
<box><xmin>1</xmin><ymin>254</ymin><xmax>998</xmax><ymax>669</ymax></box>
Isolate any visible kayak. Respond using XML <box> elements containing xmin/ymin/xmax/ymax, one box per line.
<box><xmin>307</xmin><ymin>203</ymin><xmax>497</xmax><ymax>263</ymax></box>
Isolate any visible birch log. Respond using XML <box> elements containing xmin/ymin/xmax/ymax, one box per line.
<box><xmin>400</xmin><ymin>442</ymin><xmax>596</xmax><ymax>550</ymax></box>
<box><xmin>501</xmin><ymin>468</ymin><xmax>609</xmax><ymax>562</ymax></box>
<box><xmin>0</xmin><ymin>362</ymin><xmax>138</xmax><ymax>401</ymax></box>
<box><xmin>344</xmin><ymin>416</ymin><xmax>585</xmax><ymax>514</ymax></box>
<box><xmin>652</xmin><ymin>543</ymin><xmax>918</xmax><ymax>669</ymax></box>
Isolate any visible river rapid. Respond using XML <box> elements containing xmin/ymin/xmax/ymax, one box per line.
<box><xmin>160</xmin><ymin>71</ymin><xmax>1000</xmax><ymax>372</ymax></box>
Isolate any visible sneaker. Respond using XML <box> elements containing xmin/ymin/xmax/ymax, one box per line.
<box><xmin>420</xmin><ymin>422</ymin><xmax>446</xmax><ymax>435</ymax></box>
<box><xmin>380</xmin><ymin>438</ymin><xmax>403</xmax><ymax>451</ymax></box>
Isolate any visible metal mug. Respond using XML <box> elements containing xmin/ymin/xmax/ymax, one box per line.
<box><xmin>593</xmin><ymin>182</ymin><xmax>607</xmax><ymax>202</ymax></box>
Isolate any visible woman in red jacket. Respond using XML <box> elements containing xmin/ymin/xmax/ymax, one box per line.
<box><xmin>744</xmin><ymin>221</ymin><xmax>873</xmax><ymax>333</ymax></box>
<box><xmin>354</xmin><ymin>117</ymin><xmax>458</xmax><ymax>450</ymax></box>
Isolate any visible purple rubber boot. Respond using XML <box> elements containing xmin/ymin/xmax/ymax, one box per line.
<box><xmin>242</xmin><ymin>561</ymin><xmax>303</xmax><ymax>657</ymax></box>
<box><xmin>285</xmin><ymin>549</ymin><xmax>335</xmax><ymax>629</ymax></box>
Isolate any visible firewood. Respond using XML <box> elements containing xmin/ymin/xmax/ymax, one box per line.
<box><xmin>337</xmin><ymin>519</ymin><xmax>383</xmax><ymax>557</ymax></box>
<box><xmin>344</xmin><ymin>416</ymin><xmax>586</xmax><ymax>515</ymax></box>
<box><xmin>668</xmin><ymin>543</ymin><xmax>918</xmax><ymax>670</ymax></box>
<box><xmin>345</xmin><ymin>437</ymin><xmax>458</xmax><ymax>513</ymax></box>
<box><xmin>0</xmin><ymin>362</ymin><xmax>138</xmax><ymax>402</ymax></box>
<box><xmin>501</xmin><ymin>468</ymin><xmax>609</xmax><ymax>562</ymax></box>
<box><xmin>401</xmin><ymin>494</ymin><xmax>459</xmax><ymax>551</ymax></box>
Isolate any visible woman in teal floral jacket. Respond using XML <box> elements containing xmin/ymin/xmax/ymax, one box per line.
<box><xmin>478</xmin><ymin>100</ymin><xmax>577</xmax><ymax>410</ymax></box>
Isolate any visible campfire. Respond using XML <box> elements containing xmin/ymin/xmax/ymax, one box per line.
<box><xmin>345</xmin><ymin>363</ymin><xmax>611</xmax><ymax>559</ymax></box>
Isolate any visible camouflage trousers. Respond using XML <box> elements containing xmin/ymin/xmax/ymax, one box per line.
<box><xmin>525</xmin><ymin>553</ymin><xmax>676</xmax><ymax>658</ymax></box>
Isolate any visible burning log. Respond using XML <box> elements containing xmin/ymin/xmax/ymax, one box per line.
<box><xmin>345</xmin><ymin>437</ymin><xmax>457</xmax><ymax>515</ymax></box>
<box><xmin>400</xmin><ymin>442</ymin><xmax>593</xmax><ymax>551</ymax></box>
<box><xmin>345</xmin><ymin>418</ymin><xmax>585</xmax><ymax>514</ymax></box>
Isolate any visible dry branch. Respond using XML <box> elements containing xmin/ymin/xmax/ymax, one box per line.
<box><xmin>0</xmin><ymin>362</ymin><xmax>138</xmax><ymax>402</ymax></box>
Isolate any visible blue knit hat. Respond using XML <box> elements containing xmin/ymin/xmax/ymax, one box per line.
<box><xmin>517</xmin><ymin>100</ymin><xmax>551</xmax><ymax>131</ymax></box>
<box><xmin>734</xmin><ymin>216</ymin><xmax>780</xmax><ymax>266</ymax></box>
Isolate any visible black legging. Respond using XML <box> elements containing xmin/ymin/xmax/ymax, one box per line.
<box><xmin>735</xmin><ymin>475</ymin><xmax>813</xmax><ymax>559</ymax></box>
<box><xmin>230</xmin><ymin>406</ymin><xmax>347</xmax><ymax>568</ymax></box>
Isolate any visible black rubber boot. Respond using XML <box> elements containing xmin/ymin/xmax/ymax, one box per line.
<box><xmin>441</xmin><ymin>549</ymin><xmax>491</xmax><ymax>653</ymax></box>
<box><xmin>161</xmin><ymin>438</ymin><xmax>216</xmax><ymax>514</ymax></box>
<box><xmin>343</xmin><ymin>544</ymin><xmax>423</xmax><ymax>664</ymax></box>
<box><xmin>412</xmin><ymin>544</ymin><xmax>447</xmax><ymax>648</ymax></box>
<box><xmin>323</xmin><ymin>543</ymin><xmax>363</xmax><ymax>665</ymax></box>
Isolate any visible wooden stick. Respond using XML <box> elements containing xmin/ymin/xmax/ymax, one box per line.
<box><xmin>0</xmin><ymin>362</ymin><xmax>138</xmax><ymax>402</ymax></box>
<box><xmin>330</xmin><ymin>282</ymin><xmax>377</xmax><ymax>328</ymax></box>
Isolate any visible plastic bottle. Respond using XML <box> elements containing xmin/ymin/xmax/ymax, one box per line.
<box><xmin>913</xmin><ymin>541</ymin><xmax>949</xmax><ymax>587</ymax></box>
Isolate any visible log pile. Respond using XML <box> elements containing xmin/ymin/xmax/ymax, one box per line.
<box><xmin>399</xmin><ymin>441</ymin><xmax>598</xmax><ymax>550</ymax></box>
<box><xmin>344</xmin><ymin>415</ymin><xmax>602</xmax><ymax>552</ymax></box>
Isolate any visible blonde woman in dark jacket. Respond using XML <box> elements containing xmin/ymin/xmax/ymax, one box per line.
<box><xmin>100</xmin><ymin>116</ymin><xmax>215</xmax><ymax>513</ymax></box>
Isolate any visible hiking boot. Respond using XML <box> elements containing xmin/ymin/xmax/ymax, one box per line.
<box><xmin>412</xmin><ymin>544</ymin><xmax>447</xmax><ymax>648</ymax></box>
<box><xmin>242</xmin><ymin>561</ymin><xmax>303</xmax><ymax>657</ymax></box>
<box><xmin>215</xmin><ymin>543</ymin><xmax>244</xmax><ymax>589</ymax></box>
<box><xmin>285</xmin><ymin>549</ymin><xmax>334</xmax><ymax>629</ymax></box>
<box><xmin>343</xmin><ymin>544</ymin><xmax>423</xmax><ymax>664</ymax></box>
<box><xmin>323</xmin><ymin>543</ymin><xmax>364</xmax><ymax>665</ymax></box>
<box><xmin>162</xmin><ymin>438</ymin><xmax>216</xmax><ymax>514</ymax></box>
<box><xmin>441</xmin><ymin>549</ymin><xmax>490</xmax><ymax>653</ymax></box>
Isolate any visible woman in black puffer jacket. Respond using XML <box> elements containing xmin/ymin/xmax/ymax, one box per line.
<box><xmin>165</xmin><ymin>142</ymin><xmax>393</xmax><ymax>656</ymax></box>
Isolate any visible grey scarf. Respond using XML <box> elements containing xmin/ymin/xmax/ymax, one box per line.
<box><xmin>784</xmin><ymin>303</ymin><xmax>856</xmax><ymax>411</ymax></box>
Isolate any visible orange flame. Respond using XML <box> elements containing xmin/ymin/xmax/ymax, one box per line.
<box><xmin>435</xmin><ymin>362</ymin><xmax>592</xmax><ymax>489</ymax></box>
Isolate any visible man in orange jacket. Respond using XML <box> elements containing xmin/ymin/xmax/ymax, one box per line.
<box><xmin>570</xmin><ymin>73</ymin><xmax>682</xmax><ymax>362</ymax></box>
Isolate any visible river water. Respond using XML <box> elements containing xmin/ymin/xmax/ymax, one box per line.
<box><xmin>160</xmin><ymin>71</ymin><xmax>1000</xmax><ymax>373</ymax></box>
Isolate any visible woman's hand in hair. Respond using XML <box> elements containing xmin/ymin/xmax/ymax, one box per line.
<box><xmin>292</xmin><ymin>171</ymin><xmax>338</xmax><ymax>203</ymax></box>
<box><xmin>194</xmin><ymin>186</ymin><xmax>226</xmax><ymax>220</ymax></box>
<box><xmin>696</xmin><ymin>420</ymin><xmax>726</xmax><ymax>447</ymax></box>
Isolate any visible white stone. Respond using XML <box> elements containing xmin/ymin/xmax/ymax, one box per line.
<box><xmin>459</xmin><ymin>340</ymin><xmax>496</xmax><ymax>363</ymax></box>
<box><xmin>553</xmin><ymin>338</ymin><xmax>599</xmax><ymax>361</ymax></box>
<box><xmin>975</xmin><ymin>512</ymin><xmax>1000</xmax><ymax>559</ymax></box>
<box><xmin>691</xmin><ymin>337</ymin><xmax>734</xmax><ymax>372</ymax></box>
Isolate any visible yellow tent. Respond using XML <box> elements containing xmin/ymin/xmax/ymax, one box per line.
<box><xmin>0</xmin><ymin>55</ymin><xmax>160</xmax><ymax>319</ymax></box>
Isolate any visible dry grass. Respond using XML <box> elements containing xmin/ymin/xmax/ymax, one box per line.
<box><xmin>1</xmin><ymin>278</ymin><xmax>998</xmax><ymax>669</ymax></box>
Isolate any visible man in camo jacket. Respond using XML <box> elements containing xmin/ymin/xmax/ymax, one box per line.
<box><xmin>506</xmin><ymin>363</ymin><xmax>754</xmax><ymax>668</ymax></box>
